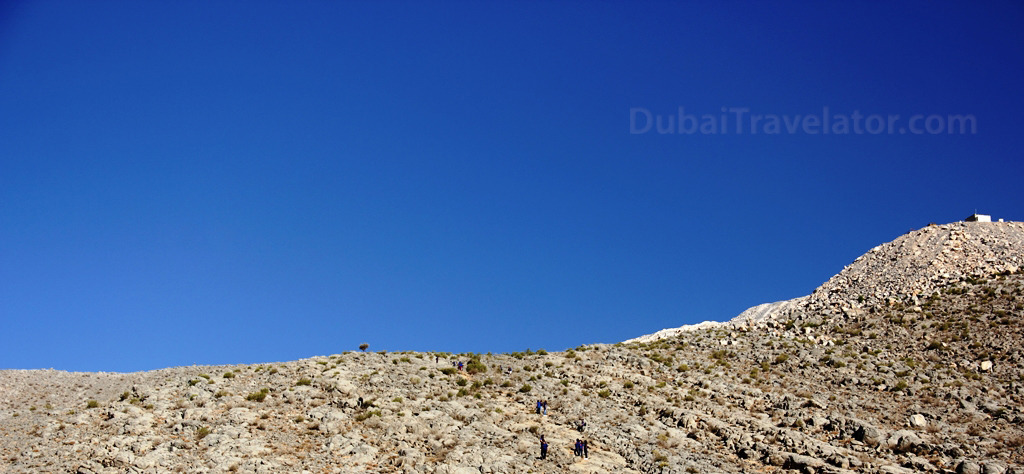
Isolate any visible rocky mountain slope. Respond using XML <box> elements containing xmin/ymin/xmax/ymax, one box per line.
<box><xmin>2</xmin><ymin>221</ymin><xmax>1023</xmax><ymax>474</ymax></box>
<box><xmin>632</xmin><ymin>221</ymin><xmax>1024</xmax><ymax>341</ymax></box>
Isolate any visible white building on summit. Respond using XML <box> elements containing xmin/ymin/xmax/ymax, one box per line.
<box><xmin>965</xmin><ymin>213</ymin><xmax>992</xmax><ymax>222</ymax></box>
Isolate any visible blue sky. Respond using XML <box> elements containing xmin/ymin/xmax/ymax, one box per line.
<box><xmin>2</xmin><ymin>1</ymin><xmax>1023</xmax><ymax>371</ymax></box>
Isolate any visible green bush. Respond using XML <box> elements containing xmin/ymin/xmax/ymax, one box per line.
<box><xmin>518</xmin><ymin>384</ymin><xmax>532</xmax><ymax>393</ymax></box>
<box><xmin>710</xmin><ymin>350</ymin><xmax>730</xmax><ymax>360</ymax></box>
<box><xmin>246</xmin><ymin>388</ymin><xmax>270</xmax><ymax>402</ymax></box>
<box><xmin>598</xmin><ymin>389</ymin><xmax>611</xmax><ymax>398</ymax></box>
<box><xmin>223</xmin><ymin>371</ymin><xmax>235</xmax><ymax>379</ymax></box>
<box><xmin>465</xmin><ymin>360</ymin><xmax>488</xmax><ymax>374</ymax></box>
<box><xmin>86</xmin><ymin>400</ymin><xmax>99</xmax><ymax>409</ymax></box>
<box><xmin>354</xmin><ymin>410</ymin><xmax>381</xmax><ymax>422</ymax></box>
<box><xmin>296</xmin><ymin>378</ymin><xmax>312</xmax><ymax>386</ymax></box>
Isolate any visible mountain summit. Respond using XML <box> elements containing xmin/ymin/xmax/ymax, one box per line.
<box><xmin>628</xmin><ymin>220</ymin><xmax>1024</xmax><ymax>344</ymax></box>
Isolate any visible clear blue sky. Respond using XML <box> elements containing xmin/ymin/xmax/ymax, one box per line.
<box><xmin>2</xmin><ymin>1</ymin><xmax>1023</xmax><ymax>371</ymax></box>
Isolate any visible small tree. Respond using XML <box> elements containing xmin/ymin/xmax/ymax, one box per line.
<box><xmin>359</xmin><ymin>343</ymin><xmax>369</xmax><ymax>352</ymax></box>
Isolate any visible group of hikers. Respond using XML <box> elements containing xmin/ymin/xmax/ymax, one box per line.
<box><xmin>538</xmin><ymin>435</ymin><xmax>590</xmax><ymax>460</ymax></box>
<box><xmin>532</xmin><ymin>399</ymin><xmax>592</xmax><ymax>461</ymax></box>
<box><xmin>431</xmin><ymin>354</ymin><xmax>526</xmax><ymax>376</ymax></box>
<box><xmin>573</xmin><ymin>438</ymin><xmax>590</xmax><ymax>458</ymax></box>
<box><xmin>426</xmin><ymin>356</ymin><xmax>595</xmax><ymax>462</ymax></box>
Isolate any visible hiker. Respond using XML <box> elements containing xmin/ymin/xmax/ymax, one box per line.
<box><xmin>574</xmin><ymin>439</ymin><xmax>582</xmax><ymax>456</ymax></box>
<box><xmin>458</xmin><ymin>361</ymin><xmax>464</xmax><ymax>371</ymax></box>
<box><xmin>357</xmin><ymin>397</ymin><xmax>363</xmax><ymax>409</ymax></box>
<box><xmin>542</xmin><ymin>400</ymin><xmax>548</xmax><ymax>415</ymax></box>
<box><xmin>582</xmin><ymin>439</ymin><xmax>589</xmax><ymax>458</ymax></box>
<box><xmin>540</xmin><ymin>438</ymin><xmax>548</xmax><ymax>459</ymax></box>
<box><xmin>507</xmin><ymin>367</ymin><xmax>512</xmax><ymax>375</ymax></box>
<box><xmin>536</xmin><ymin>400</ymin><xmax>542</xmax><ymax>414</ymax></box>
<box><xmin>577</xmin><ymin>418</ymin><xmax>586</xmax><ymax>433</ymax></box>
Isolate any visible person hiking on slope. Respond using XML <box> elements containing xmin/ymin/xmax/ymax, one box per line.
<box><xmin>540</xmin><ymin>438</ymin><xmax>548</xmax><ymax>459</ymax></box>
<box><xmin>536</xmin><ymin>400</ymin><xmax>542</xmax><ymax>414</ymax></box>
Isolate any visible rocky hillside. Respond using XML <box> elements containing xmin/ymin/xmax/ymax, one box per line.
<box><xmin>633</xmin><ymin>221</ymin><xmax>1024</xmax><ymax>341</ymax></box>
<box><xmin>2</xmin><ymin>221</ymin><xmax>1023</xmax><ymax>474</ymax></box>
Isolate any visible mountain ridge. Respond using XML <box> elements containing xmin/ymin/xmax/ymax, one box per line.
<box><xmin>2</xmin><ymin>219</ymin><xmax>1022</xmax><ymax>473</ymax></box>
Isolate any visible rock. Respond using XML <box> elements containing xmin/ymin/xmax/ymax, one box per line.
<box><xmin>784</xmin><ymin>452</ymin><xmax>825</xmax><ymax>471</ymax></box>
<box><xmin>980</xmin><ymin>360</ymin><xmax>993</xmax><ymax>372</ymax></box>
<box><xmin>766</xmin><ymin>450</ymin><xmax>789</xmax><ymax>467</ymax></box>
<box><xmin>887</xmin><ymin>430</ymin><xmax>923</xmax><ymax>454</ymax></box>
<box><xmin>853</xmin><ymin>420</ymin><xmax>885</xmax><ymax>447</ymax></box>
<box><xmin>808</xmin><ymin>415</ymin><xmax>829</xmax><ymax>428</ymax></box>
<box><xmin>909</xmin><ymin>414</ymin><xmax>927</xmax><ymax>428</ymax></box>
<box><xmin>879</xmin><ymin>465</ymin><xmax>916</xmax><ymax>474</ymax></box>
<box><xmin>803</xmin><ymin>398</ymin><xmax>827</xmax><ymax>410</ymax></box>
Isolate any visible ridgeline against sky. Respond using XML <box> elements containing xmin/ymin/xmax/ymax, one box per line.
<box><xmin>1</xmin><ymin>2</ymin><xmax>1023</xmax><ymax>371</ymax></box>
